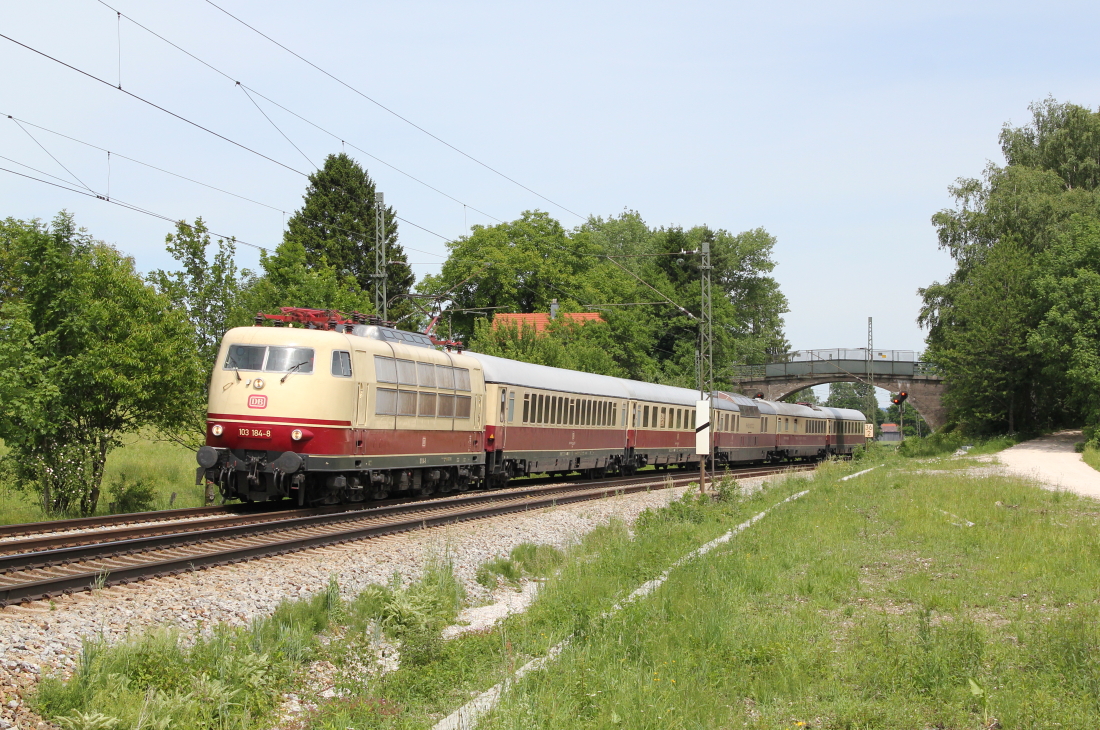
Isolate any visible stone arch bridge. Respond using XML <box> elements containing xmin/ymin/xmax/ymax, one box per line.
<box><xmin>731</xmin><ymin>348</ymin><xmax>946</xmax><ymax>430</ymax></box>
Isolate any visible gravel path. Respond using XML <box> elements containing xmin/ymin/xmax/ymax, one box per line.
<box><xmin>2</xmin><ymin>478</ymin><xmax>771</xmax><ymax>729</ymax></box>
<box><xmin>993</xmin><ymin>430</ymin><xmax>1100</xmax><ymax>498</ymax></box>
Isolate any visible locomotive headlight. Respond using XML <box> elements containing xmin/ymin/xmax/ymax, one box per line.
<box><xmin>211</xmin><ymin>424</ymin><xmax>224</xmax><ymax>437</ymax></box>
<box><xmin>253</xmin><ymin>378</ymin><xmax>265</xmax><ymax>390</ymax></box>
<box><xmin>291</xmin><ymin>428</ymin><xmax>304</xmax><ymax>441</ymax></box>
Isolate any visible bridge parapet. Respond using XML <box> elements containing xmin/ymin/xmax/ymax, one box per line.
<box><xmin>731</xmin><ymin>349</ymin><xmax>941</xmax><ymax>380</ymax></box>
<box><xmin>727</xmin><ymin>348</ymin><xmax>946</xmax><ymax>430</ymax></box>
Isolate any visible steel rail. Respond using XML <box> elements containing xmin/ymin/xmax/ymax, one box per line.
<box><xmin>0</xmin><ymin>463</ymin><xmax>814</xmax><ymax>606</ymax></box>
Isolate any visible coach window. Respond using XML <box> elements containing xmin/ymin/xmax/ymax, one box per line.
<box><xmin>523</xmin><ymin>394</ymin><xmax>530</xmax><ymax>423</ymax></box>
<box><xmin>417</xmin><ymin>362</ymin><xmax>435</xmax><ymax>387</ymax></box>
<box><xmin>419</xmin><ymin>392</ymin><xmax>437</xmax><ymax>417</ymax></box>
<box><xmin>659</xmin><ymin>407</ymin><xmax>666</xmax><ymax>429</ymax></box>
<box><xmin>643</xmin><ymin>405</ymin><xmax>650</xmax><ymax>428</ymax></box>
<box><xmin>438</xmin><ymin>394</ymin><xmax>456</xmax><ymax>418</ymax></box>
<box><xmin>586</xmin><ymin>400</ymin><xmax>593</xmax><ymax>426</ymax></box>
<box><xmin>508</xmin><ymin>392</ymin><xmax>516</xmax><ymax>423</ymax></box>
<box><xmin>456</xmin><ymin>395</ymin><xmax>472</xmax><ymax>419</ymax></box>
<box><xmin>374</xmin><ymin>356</ymin><xmax>398</xmax><ymax>383</ymax></box>
<box><xmin>331</xmin><ymin>351</ymin><xmax>352</xmax><ymax>377</ymax></box>
<box><xmin>560</xmin><ymin>397</ymin><xmax>567</xmax><ymax>424</ymax></box>
<box><xmin>375</xmin><ymin>388</ymin><xmax>398</xmax><ymax>415</ymax></box>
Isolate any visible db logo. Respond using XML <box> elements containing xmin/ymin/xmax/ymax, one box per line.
<box><xmin>247</xmin><ymin>394</ymin><xmax>268</xmax><ymax>409</ymax></box>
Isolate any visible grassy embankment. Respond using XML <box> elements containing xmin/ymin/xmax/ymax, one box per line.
<box><xmin>34</xmin><ymin>433</ymin><xmax>1100</xmax><ymax>729</ymax></box>
<box><xmin>0</xmin><ymin>435</ymin><xmax>204</xmax><ymax>525</ymax></box>
<box><xmin>1082</xmin><ymin>444</ymin><xmax>1100</xmax><ymax>473</ymax></box>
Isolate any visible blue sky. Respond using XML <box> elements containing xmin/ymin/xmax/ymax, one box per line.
<box><xmin>2</xmin><ymin>0</ymin><xmax>1095</xmax><ymax>359</ymax></box>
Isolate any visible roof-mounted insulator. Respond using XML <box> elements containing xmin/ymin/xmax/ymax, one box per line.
<box><xmin>274</xmin><ymin>320</ymin><xmax>285</xmax><ymax>328</ymax></box>
<box><xmin>254</xmin><ymin>313</ymin><xmax>264</xmax><ymax>326</ymax></box>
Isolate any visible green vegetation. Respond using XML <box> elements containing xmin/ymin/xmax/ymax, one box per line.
<box><xmin>0</xmin><ymin>435</ymin><xmax>204</xmax><ymax>525</ymax></box>
<box><xmin>34</xmin><ymin>559</ymin><xmax>467</xmax><ymax>730</ymax></box>
<box><xmin>474</xmin><ymin>460</ymin><xmax>1100</xmax><ymax>728</ymax></box>
<box><xmin>475</xmin><ymin>542</ymin><xmax>565</xmax><ymax>588</ymax></box>
<box><xmin>896</xmin><ymin>431</ymin><xmax>1022</xmax><ymax>459</ymax></box>
<box><xmin>921</xmin><ymin>98</ymin><xmax>1100</xmax><ymax>437</ymax></box>
<box><xmin>1082</xmin><ymin>444</ymin><xmax>1100</xmax><ymax>473</ymax></box>
<box><xmin>0</xmin><ymin>214</ymin><xmax>203</xmax><ymax>515</ymax></box>
<box><xmin>420</xmin><ymin>211</ymin><xmax>788</xmax><ymax>385</ymax></box>
<box><xmin>30</xmin><ymin>454</ymin><xmax>1100</xmax><ymax>728</ymax></box>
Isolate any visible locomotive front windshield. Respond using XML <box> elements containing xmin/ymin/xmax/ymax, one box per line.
<box><xmin>223</xmin><ymin>345</ymin><xmax>315</xmax><ymax>373</ymax></box>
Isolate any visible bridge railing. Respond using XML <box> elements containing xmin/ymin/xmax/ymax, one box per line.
<box><xmin>730</xmin><ymin>358</ymin><xmax>942</xmax><ymax>380</ymax></box>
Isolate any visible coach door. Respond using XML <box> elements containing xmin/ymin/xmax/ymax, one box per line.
<box><xmin>353</xmin><ymin>350</ymin><xmax>369</xmax><ymax>427</ymax></box>
<box><xmin>497</xmin><ymin>388</ymin><xmax>509</xmax><ymax>449</ymax></box>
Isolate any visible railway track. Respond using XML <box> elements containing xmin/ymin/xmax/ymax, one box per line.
<box><xmin>0</xmin><ymin>462</ymin><xmax>813</xmax><ymax>607</ymax></box>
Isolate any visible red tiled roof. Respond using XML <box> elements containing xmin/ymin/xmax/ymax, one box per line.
<box><xmin>492</xmin><ymin>312</ymin><xmax>603</xmax><ymax>334</ymax></box>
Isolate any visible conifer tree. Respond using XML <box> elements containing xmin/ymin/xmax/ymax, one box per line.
<box><xmin>283</xmin><ymin>153</ymin><xmax>415</xmax><ymax>323</ymax></box>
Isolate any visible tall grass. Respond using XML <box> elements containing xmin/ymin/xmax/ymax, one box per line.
<box><xmin>1082</xmin><ymin>444</ymin><xmax>1100</xmax><ymax>473</ymax></box>
<box><xmin>0</xmin><ymin>434</ymin><xmax>204</xmax><ymax>525</ymax></box>
<box><xmin>896</xmin><ymin>430</ymin><xmax>1022</xmax><ymax>458</ymax></box>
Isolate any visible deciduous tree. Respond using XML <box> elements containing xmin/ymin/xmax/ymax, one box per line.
<box><xmin>0</xmin><ymin>213</ymin><xmax>202</xmax><ymax>515</ymax></box>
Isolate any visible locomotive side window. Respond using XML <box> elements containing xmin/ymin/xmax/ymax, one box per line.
<box><xmin>396</xmin><ymin>359</ymin><xmax>417</xmax><ymax>385</ymax></box>
<box><xmin>417</xmin><ymin>362</ymin><xmax>436</xmax><ymax>387</ymax></box>
<box><xmin>456</xmin><ymin>395</ymin><xmax>472</xmax><ymax>419</ymax></box>
<box><xmin>375</xmin><ymin>388</ymin><xmax>398</xmax><ymax>415</ymax></box>
<box><xmin>438</xmin><ymin>394</ymin><xmax>456</xmax><ymax>418</ymax></box>
<box><xmin>397</xmin><ymin>391</ymin><xmax>417</xmax><ymax>416</ymax></box>
<box><xmin>419</xmin><ymin>392</ymin><xmax>436</xmax><ymax>417</ymax></box>
<box><xmin>436</xmin><ymin>365</ymin><xmax>456</xmax><ymax>390</ymax></box>
<box><xmin>224</xmin><ymin>344</ymin><xmax>266</xmax><ymax>371</ymax></box>
<box><xmin>454</xmin><ymin>368</ymin><xmax>472</xmax><ymax>391</ymax></box>
<box><xmin>375</xmin><ymin>356</ymin><xmax>398</xmax><ymax>383</ymax></box>
<box><xmin>331</xmin><ymin>351</ymin><xmax>352</xmax><ymax>377</ymax></box>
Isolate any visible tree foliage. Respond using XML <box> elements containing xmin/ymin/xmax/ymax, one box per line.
<box><xmin>0</xmin><ymin>213</ymin><xmax>203</xmax><ymax>514</ymax></box>
<box><xmin>420</xmin><ymin>210</ymin><xmax>788</xmax><ymax>387</ymax></box>
<box><xmin>283</xmin><ymin>153</ymin><xmax>414</xmax><ymax>324</ymax></box>
<box><xmin>920</xmin><ymin>98</ymin><xmax>1100</xmax><ymax>435</ymax></box>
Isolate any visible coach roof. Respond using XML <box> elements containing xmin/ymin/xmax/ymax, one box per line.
<box><xmin>464</xmin><ymin>352</ymin><xmax>631</xmax><ymax>399</ymax></box>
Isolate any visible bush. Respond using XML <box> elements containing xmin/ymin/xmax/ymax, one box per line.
<box><xmin>106</xmin><ymin>474</ymin><xmax>156</xmax><ymax>514</ymax></box>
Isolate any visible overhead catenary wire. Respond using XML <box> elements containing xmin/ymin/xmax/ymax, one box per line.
<box><xmin>0</xmin><ymin>164</ymin><xmax>273</xmax><ymax>252</ymax></box>
<box><xmin>3</xmin><ymin>113</ymin><xmax>451</xmax><ymax>260</ymax></box>
<box><xmin>93</xmin><ymin>0</ymin><xmax>504</xmax><ymax>224</ymax></box>
<box><xmin>200</xmin><ymin>0</ymin><xmax>584</xmax><ymax>220</ymax></box>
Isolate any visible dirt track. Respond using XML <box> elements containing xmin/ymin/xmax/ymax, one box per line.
<box><xmin>994</xmin><ymin>430</ymin><xmax>1100</xmax><ymax>498</ymax></box>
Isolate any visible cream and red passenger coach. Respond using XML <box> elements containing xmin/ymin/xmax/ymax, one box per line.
<box><xmin>197</xmin><ymin>319</ymin><xmax>867</xmax><ymax>505</ymax></box>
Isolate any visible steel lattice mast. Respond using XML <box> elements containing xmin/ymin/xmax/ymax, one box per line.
<box><xmin>374</xmin><ymin>191</ymin><xmax>387</xmax><ymax>321</ymax></box>
<box><xmin>699</xmin><ymin>237</ymin><xmax>714</xmax><ymax>491</ymax></box>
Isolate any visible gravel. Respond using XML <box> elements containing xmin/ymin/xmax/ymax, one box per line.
<box><xmin>0</xmin><ymin>472</ymin><xmax>789</xmax><ymax>728</ymax></box>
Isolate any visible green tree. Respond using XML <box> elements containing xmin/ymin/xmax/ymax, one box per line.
<box><xmin>0</xmin><ymin>213</ymin><xmax>203</xmax><ymax>515</ymax></box>
<box><xmin>1029</xmin><ymin>216</ymin><xmax>1100</xmax><ymax>431</ymax></box>
<box><xmin>824</xmin><ymin>381</ymin><xmax>879</xmax><ymax>418</ymax></box>
<box><xmin>783</xmin><ymin>387</ymin><xmax>820</xmax><ymax>405</ymax></box>
<box><xmin>150</xmin><ymin>218</ymin><xmax>249</xmax><ymax>369</ymax></box>
<box><xmin>883</xmin><ymin>396</ymin><xmax>929</xmax><ymax>437</ymax></box>
<box><xmin>283</xmin><ymin>153</ymin><xmax>414</xmax><ymax>323</ymax></box>
<box><xmin>241</xmin><ymin>239</ymin><xmax>376</xmax><ymax>318</ymax></box>
<box><xmin>467</xmin><ymin>318</ymin><xmax>627</xmax><ymax>378</ymax></box>
<box><xmin>920</xmin><ymin>98</ymin><xmax>1100</xmax><ymax>433</ymax></box>
<box><xmin>422</xmin><ymin>210</ymin><xmax>789</xmax><ymax>387</ymax></box>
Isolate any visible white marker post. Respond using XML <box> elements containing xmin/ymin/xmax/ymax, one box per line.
<box><xmin>695</xmin><ymin>399</ymin><xmax>710</xmax><ymax>493</ymax></box>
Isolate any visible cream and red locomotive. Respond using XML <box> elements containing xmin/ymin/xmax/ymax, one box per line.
<box><xmin>196</xmin><ymin>312</ymin><xmax>867</xmax><ymax>504</ymax></box>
